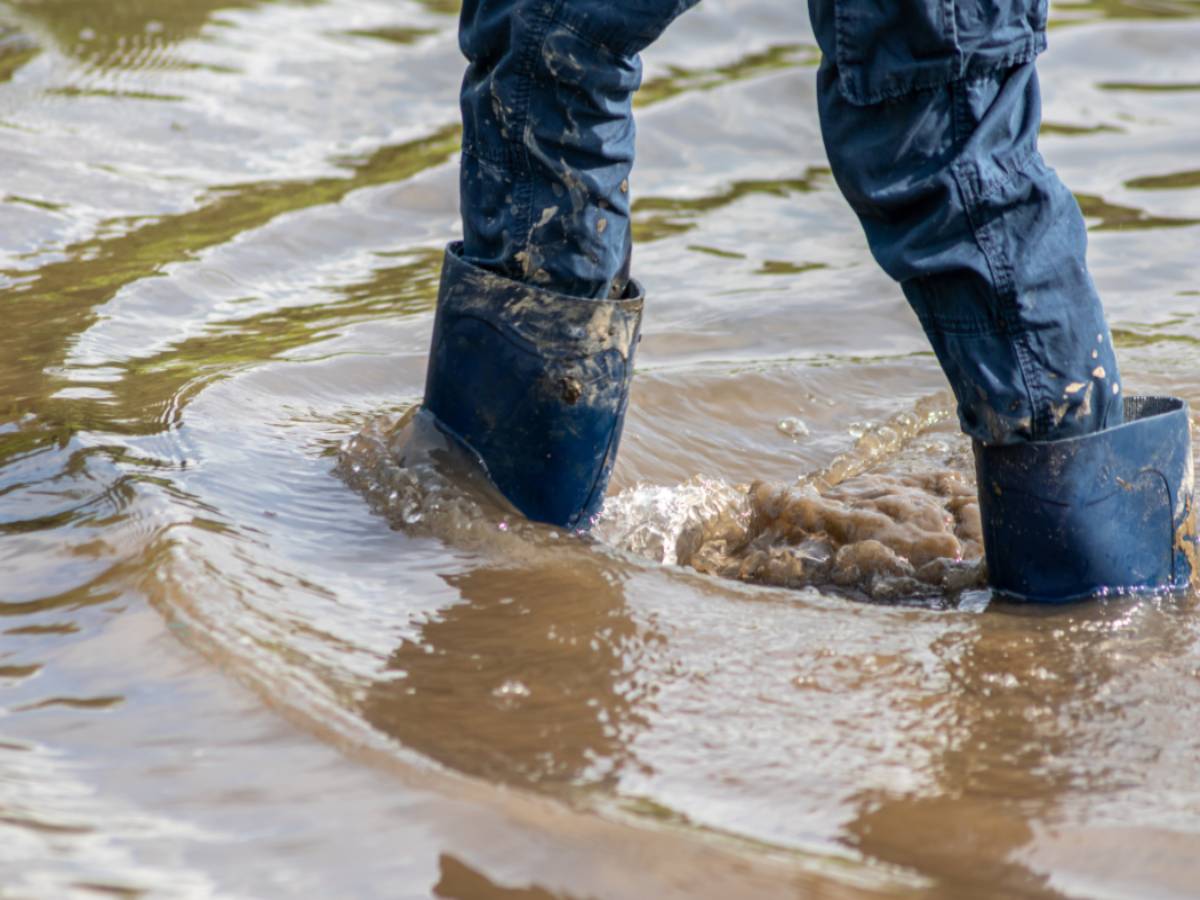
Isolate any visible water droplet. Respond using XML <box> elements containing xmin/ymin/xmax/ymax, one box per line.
<box><xmin>493</xmin><ymin>679</ymin><xmax>531</xmax><ymax>700</ymax></box>
<box><xmin>958</xmin><ymin>590</ymin><xmax>991</xmax><ymax>613</ymax></box>
<box><xmin>777</xmin><ymin>417</ymin><xmax>810</xmax><ymax>438</ymax></box>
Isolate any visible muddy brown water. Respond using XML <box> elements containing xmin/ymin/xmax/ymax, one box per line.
<box><xmin>4</xmin><ymin>1</ymin><xmax>1200</xmax><ymax>897</ymax></box>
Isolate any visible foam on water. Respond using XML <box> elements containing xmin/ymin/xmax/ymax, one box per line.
<box><xmin>597</xmin><ymin>394</ymin><xmax>987</xmax><ymax>604</ymax></box>
<box><xmin>336</xmin><ymin>405</ymin><xmax>544</xmax><ymax>549</ymax></box>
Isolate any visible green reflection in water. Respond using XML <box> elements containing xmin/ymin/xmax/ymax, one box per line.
<box><xmin>1111</xmin><ymin>319</ymin><xmax>1200</xmax><ymax>350</ymax></box>
<box><xmin>0</xmin><ymin>124</ymin><xmax>459</xmax><ymax>435</ymax></box>
<box><xmin>1075</xmin><ymin>192</ymin><xmax>1200</xmax><ymax>231</ymax></box>
<box><xmin>4</xmin><ymin>195</ymin><xmax>66</xmax><ymax>213</ymax></box>
<box><xmin>104</xmin><ymin>248</ymin><xmax>443</xmax><ymax>432</ymax></box>
<box><xmin>0</xmin><ymin>25</ymin><xmax>39</xmax><ymax>82</ymax></box>
<box><xmin>633</xmin><ymin>168</ymin><xmax>831</xmax><ymax>243</ymax></box>
<box><xmin>636</xmin><ymin>43</ymin><xmax>818</xmax><ymax>108</ymax></box>
<box><xmin>1041</xmin><ymin>121</ymin><xmax>1122</xmax><ymax>137</ymax></box>
<box><xmin>4</xmin><ymin>0</ymin><xmax>321</xmax><ymax>69</ymax></box>
<box><xmin>1050</xmin><ymin>0</ymin><xmax>1200</xmax><ymax>25</ymax></box>
<box><xmin>15</xmin><ymin>694</ymin><xmax>123</xmax><ymax>711</ymax></box>
<box><xmin>410</xmin><ymin>0</ymin><xmax>459</xmax><ymax>15</ymax></box>
<box><xmin>1126</xmin><ymin>169</ymin><xmax>1200</xmax><ymax>190</ymax></box>
<box><xmin>340</xmin><ymin>26</ymin><xmax>437</xmax><ymax>46</ymax></box>
<box><xmin>686</xmin><ymin>245</ymin><xmax>746</xmax><ymax>260</ymax></box>
<box><xmin>1098</xmin><ymin>81</ymin><xmax>1200</xmax><ymax>92</ymax></box>
<box><xmin>756</xmin><ymin>260</ymin><xmax>826</xmax><ymax>276</ymax></box>
<box><xmin>46</xmin><ymin>86</ymin><xmax>187</xmax><ymax>102</ymax></box>
<box><xmin>0</xmin><ymin>555</ymin><xmax>125</xmax><ymax>617</ymax></box>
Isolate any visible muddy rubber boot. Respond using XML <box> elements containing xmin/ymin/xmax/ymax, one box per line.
<box><xmin>421</xmin><ymin>242</ymin><xmax>643</xmax><ymax>530</ymax></box>
<box><xmin>974</xmin><ymin>396</ymin><xmax>1198</xmax><ymax>603</ymax></box>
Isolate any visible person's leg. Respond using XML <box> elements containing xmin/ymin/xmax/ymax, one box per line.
<box><xmin>422</xmin><ymin>0</ymin><xmax>699</xmax><ymax>529</ymax></box>
<box><xmin>458</xmin><ymin>0</ymin><xmax>699</xmax><ymax>300</ymax></box>
<box><xmin>806</xmin><ymin>0</ymin><xmax>1195</xmax><ymax>600</ymax></box>
<box><xmin>808</xmin><ymin>0</ymin><xmax>1121</xmax><ymax>446</ymax></box>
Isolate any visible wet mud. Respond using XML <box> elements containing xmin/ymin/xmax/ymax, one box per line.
<box><xmin>598</xmin><ymin>394</ymin><xmax>985</xmax><ymax>604</ymax></box>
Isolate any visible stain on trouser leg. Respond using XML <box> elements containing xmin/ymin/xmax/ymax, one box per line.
<box><xmin>457</xmin><ymin>0</ymin><xmax>699</xmax><ymax>300</ymax></box>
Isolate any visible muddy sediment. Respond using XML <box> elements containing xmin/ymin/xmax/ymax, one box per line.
<box><xmin>678</xmin><ymin>467</ymin><xmax>984</xmax><ymax>602</ymax></box>
<box><xmin>599</xmin><ymin>394</ymin><xmax>986</xmax><ymax>602</ymax></box>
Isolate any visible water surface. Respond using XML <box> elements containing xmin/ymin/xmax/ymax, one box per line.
<box><xmin>4</xmin><ymin>0</ymin><xmax>1200</xmax><ymax>896</ymax></box>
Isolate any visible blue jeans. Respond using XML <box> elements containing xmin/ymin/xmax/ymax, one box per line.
<box><xmin>456</xmin><ymin>0</ymin><xmax>1123</xmax><ymax>445</ymax></box>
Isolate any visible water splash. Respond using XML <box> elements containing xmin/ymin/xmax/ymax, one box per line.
<box><xmin>597</xmin><ymin>394</ymin><xmax>987</xmax><ymax>604</ymax></box>
<box><xmin>338</xmin><ymin>406</ymin><xmax>515</xmax><ymax>536</ymax></box>
<box><xmin>593</xmin><ymin>475</ymin><xmax>751</xmax><ymax>567</ymax></box>
<box><xmin>335</xmin><ymin>405</ymin><xmax>568</xmax><ymax>562</ymax></box>
<box><xmin>339</xmin><ymin>396</ymin><xmax>986</xmax><ymax>603</ymax></box>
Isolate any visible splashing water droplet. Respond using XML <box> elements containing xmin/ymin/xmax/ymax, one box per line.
<box><xmin>777</xmin><ymin>417</ymin><xmax>810</xmax><ymax>438</ymax></box>
<box><xmin>493</xmin><ymin>679</ymin><xmax>531</xmax><ymax>701</ymax></box>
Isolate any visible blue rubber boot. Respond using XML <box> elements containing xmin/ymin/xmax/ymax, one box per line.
<box><xmin>421</xmin><ymin>242</ymin><xmax>643</xmax><ymax>530</ymax></box>
<box><xmin>974</xmin><ymin>396</ymin><xmax>1198</xmax><ymax>603</ymax></box>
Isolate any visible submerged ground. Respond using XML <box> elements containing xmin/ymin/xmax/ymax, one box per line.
<box><xmin>3</xmin><ymin>0</ymin><xmax>1200</xmax><ymax>896</ymax></box>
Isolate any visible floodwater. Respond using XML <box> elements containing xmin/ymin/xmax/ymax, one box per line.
<box><xmin>3</xmin><ymin>0</ymin><xmax>1200</xmax><ymax>896</ymax></box>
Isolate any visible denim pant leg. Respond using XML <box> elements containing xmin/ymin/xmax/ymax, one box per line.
<box><xmin>458</xmin><ymin>0</ymin><xmax>699</xmax><ymax>300</ymax></box>
<box><xmin>808</xmin><ymin>0</ymin><xmax>1123</xmax><ymax>445</ymax></box>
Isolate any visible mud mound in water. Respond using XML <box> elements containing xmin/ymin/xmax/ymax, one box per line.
<box><xmin>681</xmin><ymin>468</ymin><xmax>984</xmax><ymax>602</ymax></box>
<box><xmin>598</xmin><ymin>397</ymin><xmax>987</xmax><ymax>603</ymax></box>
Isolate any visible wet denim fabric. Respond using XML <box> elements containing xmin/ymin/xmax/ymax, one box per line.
<box><xmin>456</xmin><ymin>0</ymin><xmax>1123</xmax><ymax>445</ymax></box>
<box><xmin>809</xmin><ymin>0</ymin><xmax>1122</xmax><ymax>444</ymax></box>
<box><xmin>458</xmin><ymin>0</ymin><xmax>699</xmax><ymax>300</ymax></box>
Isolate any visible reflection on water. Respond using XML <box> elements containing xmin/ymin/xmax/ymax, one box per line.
<box><xmin>1050</xmin><ymin>0</ymin><xmax>1200</xmax><ymax>25</ymax></box>
<box><xmin>1126</xmin><ymin>168</ymin><xmax>1200</xmax><ymax>190</ymax></box>
<box><xmin>1097</xmin><ymin>80</ymin><xmax>1200</xmax><ymax>92</ymax></box>
<box><xmin>635</xmin><ymin>42</ymin><xmax>819</xmax><ymax>108</ymax></box>
<box><xmin>434</xmin><ymin>854</ymin><xmax>570</xmax><ymax>900</ymax></box>
<box><xmin>362</xmin><ymin>561</ymin><xmax>644</xmax><ymax>790</ymax></box>
<box><xmin>633</xmin><ymin>169</ymin><xmax>831</xmax><ymax>244</ymax></box>
<box><xmin>849</xmin><ymin>594</ymin><xmax>1200</xmax><ymax>897</ymax></box>
<box><xmin>4</xmin><ymin>0</ymin><xmax>1200</xmax><ymax>896</ymax></box>
<box><xmin>1075</xmin><ymin>192</ymin><xmax>1200</xmax><ymax>231</ymax></box>
<box><xmin>0</xmin><ymin>23</ymin><xmax>38</xmax><ymax>81</ymax></box>
<box><xmin>6</xmin><ymin>0</ymin><xmax>272</xmax><ymax>69</ymax></box>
